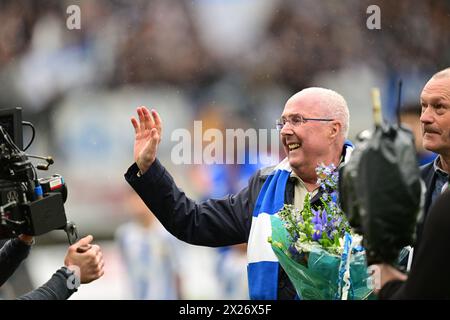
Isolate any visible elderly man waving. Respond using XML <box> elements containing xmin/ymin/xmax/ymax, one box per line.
<box><xmin>125</xmin><ymin>87</ymin><xmax>352</xmax><ymax>300</ymax></box>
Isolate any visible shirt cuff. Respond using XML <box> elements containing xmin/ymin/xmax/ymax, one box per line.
<box><xmin>125</xmin><ymin>159</ymin><xmax>165</xmax><ymax>183</ymax></box>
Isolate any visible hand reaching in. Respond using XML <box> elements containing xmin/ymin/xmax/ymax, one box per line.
<box><xmin>64</xmin><ymin>235</ymin><xmax>104</xmax><ymax>284</ymax></box>
<box><xmin>370</xmin><ymin>263</ymin><xmax>407</xmax><ymax>295</ymax></box>
<box><xmin>131</xmin><ymin>106</ymin><xmax>162</xmax><ymax>174</ymax></box>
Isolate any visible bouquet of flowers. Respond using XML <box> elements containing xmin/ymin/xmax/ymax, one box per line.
<box><xmin>268</xmin><ymin>164</ymin><xmax>373</xmax><ymax>300</ymax></box>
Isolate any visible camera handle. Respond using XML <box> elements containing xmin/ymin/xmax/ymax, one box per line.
<box><xmin>64</xmin><ymin>221</ymin><xmax>79</xmax><ymax>245</ymax></box>
<box><xmin>63</xmin><ymin>221</ymin><xmax>92</xmax><ymax>253</ymax></box>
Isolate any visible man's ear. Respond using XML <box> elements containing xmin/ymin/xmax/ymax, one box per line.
<box><xmin>329</xmin><ymin>120</ymin><xmax>341</xmax><ymax>140</ymax></box>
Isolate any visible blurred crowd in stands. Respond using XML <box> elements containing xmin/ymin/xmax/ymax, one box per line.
<box><xmin>1</xmin><ymin>0</ymin><xmax>449</xmax><ymax>119</ymax></box>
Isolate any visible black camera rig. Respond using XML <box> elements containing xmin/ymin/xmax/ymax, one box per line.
<box><xmin>0</xmin><ymin>107</ymin><xmax>78</xmax><ymax>244</ymax></box>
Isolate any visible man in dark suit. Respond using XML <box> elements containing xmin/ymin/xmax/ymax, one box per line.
<box><xmin>416</xmin><ymin>67</ymin><xmax>450</xmax><ymax>245</ymax></box>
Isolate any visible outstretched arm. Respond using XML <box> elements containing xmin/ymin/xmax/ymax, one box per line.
<box><xmin>17</xmin><ymin>267</ymin><xmax>77</xmax><ymax>300</ymax></box>
<box><xmin>126</xmin><ymin>160</ymin><xmax>257</xmax><ymax>247</ymax></box>
<box><xmin>126</xmin><ymin>106</ymin><xmax>258</xmax><ymax>247</ymax></box>
<box><xmin>18</xmin><ymin>235</ymin><xmax>104</xmax><ymax>300</ymax></box>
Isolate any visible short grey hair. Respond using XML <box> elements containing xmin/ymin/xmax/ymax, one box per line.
<box><xmin>291</xmin><ymin>87</ymin><xmax>350</xmax><ymax>138</ymax></box>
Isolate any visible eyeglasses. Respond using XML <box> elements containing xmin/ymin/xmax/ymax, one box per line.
<box><xmin>276</xmin><ymin>115</ymin><xmax>334</xmax><ymax>131</ymax></box>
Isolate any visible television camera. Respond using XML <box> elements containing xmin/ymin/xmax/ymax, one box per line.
<box><xmin>0</xmin><ymin>107</ymin><xmax>79</xmax><ymax>244</ymax></box>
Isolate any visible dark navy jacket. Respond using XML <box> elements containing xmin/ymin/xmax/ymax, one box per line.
<box><xmin>415</xmin><ymin>162</ymin><xmax>437</xmax><ymax>247</ymax></box>
<box><xmin>125</xmin><ymin>159</ymin><xmax>331</xmax><ymax>299</ymax></box>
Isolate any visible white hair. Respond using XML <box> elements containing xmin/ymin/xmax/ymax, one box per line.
<box><xmin>432</xmin><ymin>67</ymin><xmax>450</xmax><ymax>80</ymax></box>
<box><xmin>290</xmin><ymin>87</ymin><xmax>350</xmax><ymax>138</ymax></box>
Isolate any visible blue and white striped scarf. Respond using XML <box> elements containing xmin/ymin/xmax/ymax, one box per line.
<box><xmin>247</xmin><ymin>142</ymin><xmax>353</xmax><ymax>299</ymax></box>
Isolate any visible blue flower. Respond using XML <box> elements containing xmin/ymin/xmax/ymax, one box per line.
<box><xmin>312</xmin><ymin>229</ymin><xmax>322</xmax><ymax>241</ymax></box>
<box><xmin>312</xmin><ymin>209</ymin><xmax>327</xmax><ymax>241</ymax></box>
<box><xmin>329</xmin><ymin>229</ymin><xmax>338</xmax><ymax>238</ymax></box>
<box><xmin>316</xmin><ymin>163</ymin><xmax>338</xmax><ymax>192</ymax></box>
<box><xmin>288</xmin><ymin>244</ymin><xmax>301</xmax><ymax>258</ymax></box>
<box><xmin>311</xmin><ymin>208</ymin><xmax>326</xmax><ymax>225</ymax></box>
<box><xmin>330</xmin><ymin>191</ymin><xmax>338</xmax><ymax>203</ymax></box>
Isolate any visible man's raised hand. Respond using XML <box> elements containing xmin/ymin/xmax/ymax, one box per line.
<box><xmin>131</xmin><ymin>106</ymin><xmax>162</xmax><ymax>174</ymax></box>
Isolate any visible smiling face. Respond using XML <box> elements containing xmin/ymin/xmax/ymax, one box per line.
<box><xmin>420</xmin><ymin>76</ymin><xmax>450</xmax><ymax>157</ymax></box>
<box><xmin>279</xmin><ymin>92</ymin><xmax>341</xmax><ymax>179</ymax></box>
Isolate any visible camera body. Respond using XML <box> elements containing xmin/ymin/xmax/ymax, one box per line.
<box><xmin>339</xmin><ymin>125</ymin><xmax>422</xmax><ymax>265</ymax></box>
<box><xmin>0</xmin><ymin>107</ymin><xmax>76</xmax><ymax>242</ymax></box>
